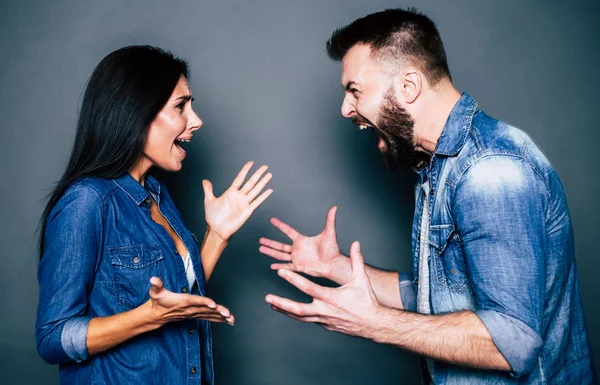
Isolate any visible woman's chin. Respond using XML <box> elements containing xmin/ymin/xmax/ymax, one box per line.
<box><xmin>156</xmin><ymin>160</ymin><xmax>183</xmax><ymax>173</ymax></box>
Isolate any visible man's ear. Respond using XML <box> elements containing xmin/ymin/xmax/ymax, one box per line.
<box><xmin>393</xmin><ymin>67</ymin><xmax>422</xmax><ymax>104</ymax></box>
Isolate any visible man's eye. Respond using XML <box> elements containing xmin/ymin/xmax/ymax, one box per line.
<box><xmin>351</xmin><ymin>88</ymin><xmax>359</xmax><ymax>95</ymax></box>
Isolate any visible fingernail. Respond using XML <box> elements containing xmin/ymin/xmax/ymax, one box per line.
<box><xmin>208</xmin><ymin>304</ymin><xmax>216</xmax><ymax>309</ymax></box>
<box><xmin>220</xmin><ymin>311</ymin><xmax>229</xmax><ymax>317</ymax></box>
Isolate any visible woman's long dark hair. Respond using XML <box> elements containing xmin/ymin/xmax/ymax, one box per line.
<box><xmin>38</xmin><ymin>45</ymin><xmax>188</xmax><ymax>258</ymax></box>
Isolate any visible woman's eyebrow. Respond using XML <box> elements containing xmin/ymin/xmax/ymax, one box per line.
<box><xmin>173</xmin><ymin>94</ymin><xmax>193</xmax><ymax>103</ymax></box>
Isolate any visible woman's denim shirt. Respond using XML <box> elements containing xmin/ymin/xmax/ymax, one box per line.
<box><xmin>400</xmin><ymin>93</ymin><xmax>596</xmax><ymax>384</ymax></box>
<box><xmin>36</xmin><ymin>174</ymin><xmax>214</xmax><ymax>385</ymax></box>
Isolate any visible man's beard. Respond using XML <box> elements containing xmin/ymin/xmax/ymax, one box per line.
<box><xmin>379</xmin><ymin>89</ymin><xmax>428</xmax><ymax>170</ymax></box>
<box><xmin>356</xmin><ymin>88</ymin><xmax>430</xmax><ymax>171</ymax></box>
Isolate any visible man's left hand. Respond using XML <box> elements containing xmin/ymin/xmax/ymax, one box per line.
<box><xmin>266</xmin><ymin>241</ymin><xmax>382</xmax><ymax>339</ymax></box>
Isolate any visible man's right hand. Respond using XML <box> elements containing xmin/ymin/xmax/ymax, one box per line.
<box><xmin>258</xmin><ymin>206</ymin><xmax>351</xmax><ymax>284</ymax></box>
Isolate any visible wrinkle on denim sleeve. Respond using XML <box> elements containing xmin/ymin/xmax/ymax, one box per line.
<box><xmin>475</xmin><ymin>310</ymin><xmax>543</xmax><ymax>376</ymax></box>
<box><xmin>36</xmin><ymin>184</ymin><xmax>103</xmax><ymax>364</ymax></box>
<box><xmin>399</xmin><ymin>272</ymin><xmax>416</xmax><ymax>312</ymax></box>
<box><xmin>452</xmin><ymin>155</ymin><xmax>548</xmax><ymax>377</ymax></box>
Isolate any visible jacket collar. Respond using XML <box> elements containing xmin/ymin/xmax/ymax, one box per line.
<box><xmin>433</xmin><ymin>92</ymin><xmax>478</xmax><ymax>157</ymax></box>
<box><xmin>112</xmin><ymin>173</ymin><xmax>161</xmax><ymax>206</ymax></box>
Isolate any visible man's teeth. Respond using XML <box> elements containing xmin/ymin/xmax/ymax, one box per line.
<box><xmin>359</xmin><ymin>125</ymin><xmax>368</xmax><ymax>130</ymax></box>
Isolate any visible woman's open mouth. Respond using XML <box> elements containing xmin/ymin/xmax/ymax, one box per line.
<box><xmin>174</xmin><ymin>138</ymin><xmax>191</xmax><ymax>157</ymax></box>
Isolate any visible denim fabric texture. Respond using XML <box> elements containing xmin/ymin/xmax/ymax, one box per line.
<box><xmin>36</xmin><ymin>174</ymin><xmax>214</xmax><ymax>385</ymax></box>
<box><xmin>400</xmin><ymin>93</ymin><xmax>596</xmax><ymax>384</ymax></box>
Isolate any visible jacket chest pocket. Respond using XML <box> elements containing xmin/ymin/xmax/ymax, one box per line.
<box><xmin>108</xmin><ymin>245</ymin><xmax>165</xmax><ymax>310</ymax></box>
<box><xmin>429</xmin><ymin>225</ymin><xmax>470</xmax><ymax>293</ymax></box>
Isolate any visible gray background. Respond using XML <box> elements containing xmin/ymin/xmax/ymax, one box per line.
<box><xmin>1</xmin><ymin>0</ymin><xmax>598</xmax><ymax>383</ymax></box>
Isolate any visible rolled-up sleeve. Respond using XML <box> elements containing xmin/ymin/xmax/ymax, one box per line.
<box><xmin>36</xmin><ymin>184</ymin><xmax>103</xmax><ymax>364</ymax></box>
<box><xmin>452</xmin><ymin>155</ymin><xmax>548</xmax><ymax>377</ymax></box>
<box><xmin>399</xmin><ymin>272</ymin><xmax>417</xmax><ymax>312</ymax></box>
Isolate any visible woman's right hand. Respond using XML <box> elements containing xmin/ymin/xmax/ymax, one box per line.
<box><xmin>147</xmin><ymin>277</ymin><xmax>234</xmax><ymax>326</ymax></box>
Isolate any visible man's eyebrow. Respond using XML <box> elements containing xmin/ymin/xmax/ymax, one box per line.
<box><xmin>342</xmin><ymin>81</ymin><xmax>360</xmax><ymax>91</ymax></box>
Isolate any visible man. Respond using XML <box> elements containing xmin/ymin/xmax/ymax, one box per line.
<box><xmin>258</xmin><ymin>8</ymin><xmax>596</xmax><ymax>384</ymax></box>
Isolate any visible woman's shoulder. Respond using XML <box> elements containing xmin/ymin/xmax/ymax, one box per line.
<box><xmin>62</xmin><ymin>176</ymin><xmax>118</xmax><ymax>205</ymax></box>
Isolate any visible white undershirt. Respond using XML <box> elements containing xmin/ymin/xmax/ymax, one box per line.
<box><xmin>417</xmin><ymin>180</ymin><xmax>436</xmax><ymax>383</ymax></box>
<box><xmin>182</xmin><ymin>252</ymin><xmax>196</xmax><ymax>290</ymax></box>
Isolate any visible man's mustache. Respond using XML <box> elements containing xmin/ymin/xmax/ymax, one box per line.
<box><xmin>351</xmin><ymin>115</ymin><xmax>376</xmax><ymax>128</ymax></box>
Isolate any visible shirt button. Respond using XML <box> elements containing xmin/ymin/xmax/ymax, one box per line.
<box><xmin>450</xmin><ymin>269</ymin><xmax>455</xmax><ymax>274</ymax></box>
<box><xmin>133</xmin><ymin>257</ymin><xmax>140</xmax><ymax>264</ymax></box>
<box><xmin>188</xmin><ymin>328</ymin><xmax>195</xmax><ymax>334</ymax></box>
<box><xmin>190</xmin><ymin>367</ymin><xmax>197</xmax><ymax>374</ymax></box>
<box><xmin>174</xmin><ymin>250</ymin><xmax>179</xmax><ymax>255</ymax></box>
<box><xmin>182</xmin><ymin>287</ymin><xmax>187</xmax><ymax>293</ymax></box>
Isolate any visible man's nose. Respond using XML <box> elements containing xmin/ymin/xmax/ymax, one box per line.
<box><xmin>341</xmin><ymin>95</ymin><xmax>356</xmax><ymax>118</ymax></box>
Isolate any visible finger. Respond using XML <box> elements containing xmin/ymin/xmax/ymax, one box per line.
<box><xmin>202</xmin><ymin>180</ymin><xmax>215</xmax><ymax>200</ymax></box>
<box><xmin>196</xmin><ymin>315</ymin><xmax>229</xmax><ymax>324</ymax></box>
<box><xmin>247</xmin><ymin>172</ymin><xmax>273</xmax><ymax>201</ymax></box>
<box><xmin>349</xmin><ymin>241</ymin><xmax>367</xmax><ymax>279</ymax></box>
<box><xmin>215</xmin><ymin>304</ymin><xmax>231</xmax><ymax>319</ymax></box>
<box><xmin>191</xmin><ymin>307</ymin><xmax>233</xmax><ymax>322</ymax></box>
<box><xmin>259</xmin><ymin>237</ymin><xmax>292</xmax><ymax>253</ymax></box>
<box><xmin>249</xmin><ymin>189</ymin><xmax>273</xmax><ymax>211</ymax></box>
<box><xmin>265</xmin><ymin>294</ymin><xmax>316</xmax><ymax>317</ymax></box>
<box><xmin>277</xmin><ymin>269</ymin><xmax>328</xmax><ymax>300</ymax></box>
<box><xmin>241</xmin><ymin>165</ymin><xmax>269</xmax><ymax>193</ymax></box>
<box><xmin>270</xmin><ymin>305</ymin><xmax>321</xmax><ymax>323</ymax></box>
<box><xmin>270</xmin><ymin>263</ymin><xmax>297</xmax><ymax>271</ymax></box>
<box><xmin>259</xmin><ymin>245</ymin><xmax>292</xmax><ymax>261</ymax></box>
<box><xmin>324</xmin><ymin>206</ymin><xmax>338</xmax><ymax>236</ymax></box>
<box><xmin>231</xmin><ymin>161</ymin><xmax>255</xmax><ymax>189</ymax></box>
<box><xmin>186</xmin><ymin>295</ymin><xmax>217</xmax><ymax>309</ymax></box>
<box><xmin>149</xmin><ymin>277</ymin><xmax>164</xmax><ymax>296</ymax></box>
<box><xmin>269</xmin><ymin>217</ymin><xmax>300</xmax><ymax>240</ymax></box>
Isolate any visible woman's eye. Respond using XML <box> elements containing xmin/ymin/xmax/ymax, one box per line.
<box><xmin>176</xmin><ymin>103</ymin><xmax>185</xmax><ymax>110</ymax></box>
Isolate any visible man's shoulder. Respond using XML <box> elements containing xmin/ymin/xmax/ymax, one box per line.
<box><xmin>444</xmin><ymin>110</ymin><xmax>555</xmax><ymax>191</ymax></box>
<box><xmin>457</xmin><ymin>111</ymin><xmax>550</xmax><ymax>169</ymax></box>
<box><xmin>467</xmin><ymin>111</ymin><xmax>531</xmax><ymax>157</ymax></box>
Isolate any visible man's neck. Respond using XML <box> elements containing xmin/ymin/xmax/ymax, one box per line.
<box><xmin>413</xmin><ymin>83</ymin><xmax>462</xmax><ymax>155</ymax></box>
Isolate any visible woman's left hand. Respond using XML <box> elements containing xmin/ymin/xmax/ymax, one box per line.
<box><xmin>203</xmin><ymin>161</ymin><xmax>273</xmax><ymax>241</ymax></box>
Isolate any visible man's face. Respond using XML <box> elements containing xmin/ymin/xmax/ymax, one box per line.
<box><xmin>340</xmin><ymin>44</ymin><xmax>425</xmax><ymax>170</ymax></box>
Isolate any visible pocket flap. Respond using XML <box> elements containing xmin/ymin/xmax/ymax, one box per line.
<box><xmin>428</xmin><ymin>224</ymin><xmax>455</xmax><ymax>253</ymax></box>
<box><xmin>108</xmin><ymin>245</ymin><xmax>164</xmax><ymax>269</ymax></box>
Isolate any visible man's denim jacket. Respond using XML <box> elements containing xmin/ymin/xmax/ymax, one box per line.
<box><xmin>400</xmin><ymin>93</ymin><xmax>596</xmax><ymax>384</ymax></box>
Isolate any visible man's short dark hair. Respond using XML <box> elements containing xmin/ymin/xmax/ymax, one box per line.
<box><xmin>326</xmin><ymin>8</ymin><xmax>451</xmax><ymax>85</ymax></box>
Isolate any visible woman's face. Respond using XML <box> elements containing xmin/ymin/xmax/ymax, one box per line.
<box><xmin>139</xmin><ymin>75</ymin><xmax>203</xmax><ymax>174</ymax></box>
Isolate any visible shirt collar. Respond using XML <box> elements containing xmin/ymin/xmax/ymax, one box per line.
<box><xmin>433</xmin><ymin>92</ymin><xmax>478</xmax><ymax>157</ymax></box>
<box><xmin>112</xmin><ymin>173</ymin><xmax>161</xmax><ymax>206</ymax></box>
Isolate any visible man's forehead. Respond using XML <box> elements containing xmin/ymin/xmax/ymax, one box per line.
<box><xmin>341</xmin><ymin>44</ymin><xmax>380</xmax><ymax>87</ymax></box>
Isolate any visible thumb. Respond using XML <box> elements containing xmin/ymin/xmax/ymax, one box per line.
<box><xmin>149</xmin><ymin>276</ymin><xmax>164</xmax><ymax>297</ymax></box>
<box><xmin>324</xmin><ymin>206</ymin><xmax>338</xmax><ymax>236</ymax></box>
<box><xmin>349</xmin><ymin>241</ymin><xmax>367</xmax><ymax>279</ymax></box>
<box><xmin>202</xmin><ymin>180</ymin><xmax>215</xmax><ymax>200</ymax></box>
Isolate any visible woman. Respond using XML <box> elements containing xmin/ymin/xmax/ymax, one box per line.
<box><xmin>35</xmin><ymin>45</ymin><xmax>273</xmax><ymax>384</ymax></box>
